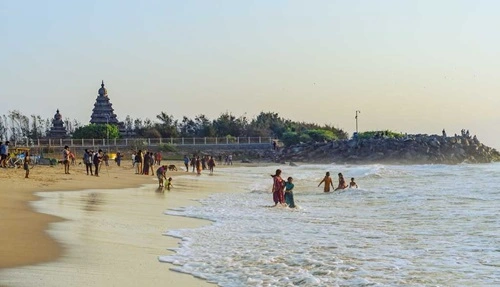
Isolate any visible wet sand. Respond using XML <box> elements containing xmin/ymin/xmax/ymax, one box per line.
<box><xmin>0</xmin><ymin>162</ymin><xmax>215</xmax><ymax>286</ymax></box>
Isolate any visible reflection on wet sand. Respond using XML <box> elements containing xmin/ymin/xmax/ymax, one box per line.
<box><xmin>82</xmin><ymin>192</ymin><xmax>104</xmax><ymax>212</ymax></box>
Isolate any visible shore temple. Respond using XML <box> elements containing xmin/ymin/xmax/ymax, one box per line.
<box><xmin>48</xmin><ymin>109</ymin><xmax>68</xmax><ymax>138</ymax></box>
<box><xmin>90</xmin><ymin>81</ymin><xmax>126</xmax><ymax>134</ymax></box>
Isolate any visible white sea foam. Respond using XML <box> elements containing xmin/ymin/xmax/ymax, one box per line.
<box><xmin>160</xmin><ymin>163</ymin><xmax>500</xmax><ymax>286</ymax></box>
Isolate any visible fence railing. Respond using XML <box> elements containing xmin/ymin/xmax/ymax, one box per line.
<box><xmin>14</xmin><ymin>137</ymin><xmax>274</xmax><ymax>148</ymax></box>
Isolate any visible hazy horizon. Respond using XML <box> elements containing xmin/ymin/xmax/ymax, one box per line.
<box><xmin>2</xmin><ymin>1</ymin><xmax>499</xmax><ymax>148</ymax></box>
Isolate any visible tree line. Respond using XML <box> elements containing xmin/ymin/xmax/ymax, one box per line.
<box><xmin>0</xmin><ymin>110</ymin><xmax>349</xmax><ymax>146</ymax></box>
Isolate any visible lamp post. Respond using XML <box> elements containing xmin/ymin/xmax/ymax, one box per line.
<box><xmin>105</xmin><ymin>114</ymin><xmax>110</xmax><ymax>148</ymax></box>
<box><xmin>355</xmin><ymin>110</ymin><xmax>361</xmax><ymax>133</ymax></box>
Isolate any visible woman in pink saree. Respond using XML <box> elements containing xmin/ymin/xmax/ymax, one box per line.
<box><xmin>271</xmin><ymin>169</ymin><xmax>285</xmax><ymax>206</ymax></box>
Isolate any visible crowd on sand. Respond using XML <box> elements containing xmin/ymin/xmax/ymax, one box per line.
<box><xmin>270</xmin><ymin>170</ymin><xmax>358</xmax><ymax>209</ymax></box>
<box><xmin>3</xmin><ymin>140</ymin><xmax>360</xmax><ymax>208</ymax></box>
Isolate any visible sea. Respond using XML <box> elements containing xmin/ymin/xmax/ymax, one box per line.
<box><xmin>160</xmin><ymin>163</ymin><xmax>500</xmax><ymax>287</ymax></box>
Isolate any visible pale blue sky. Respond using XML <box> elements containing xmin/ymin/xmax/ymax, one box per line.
<box><xmin>1</xmin><ymin>0</ymin><xmax>499</xmax><ymax>147</ymax></box>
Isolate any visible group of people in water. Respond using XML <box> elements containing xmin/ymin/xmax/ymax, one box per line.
<box><xmin>271</xmin><ymin>169</ymin><xmax>358</xmax><ymax>208</ymax></box>
<box><xmin>318</xmin><ymin>171</ymin><xmax>357</xmax><ymax>192</ymax></box>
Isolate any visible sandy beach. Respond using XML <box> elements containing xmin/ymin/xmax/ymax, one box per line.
<box><xmin>0</xmin><ymin>161</ymin><xmax>216</xmax><ymax>286</ymax></box>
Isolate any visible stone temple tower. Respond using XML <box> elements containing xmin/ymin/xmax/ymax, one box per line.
<box><xmin>90</xmin><ymin>81</ymin><xmax>121</xmax><ymax>125</ymax></box>
<box><xmin>48</xmin><ymin>109</ymin><xmax>68</xmax><ymax>138</ymax></box>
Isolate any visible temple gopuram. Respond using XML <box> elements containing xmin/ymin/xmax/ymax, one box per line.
<box><xmin>90</xmin><ymin>81</ymin><xmax>126</xmax><ymax>134</ymax></box>
<box><xmin>48</xmin><ymin>109</ymin><xmax>68</xmax><ymax>138</ymax></box>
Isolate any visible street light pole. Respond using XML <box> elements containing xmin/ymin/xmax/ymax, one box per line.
<box><xmin>105</xmin><ymin>114</ymin><xmax>110</xmax><ymax>149</ymax></box>
<box><xmin>355</xmin><ymin>110</ymin><xmax>361</xmax><ymax>133</ymax></box>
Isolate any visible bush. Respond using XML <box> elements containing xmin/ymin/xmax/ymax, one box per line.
<box><xmin>306</xmin><ymin>129</ymin><xmax>337</xmax><ymax>142</ymax></box>
<box><xmin>281</xmin><ymin>132</ymin><xmax>300</xmax><ymax>146</ymax></box>
<box><xmin>357</xmin><ymin>130</ymin><xmax>404</xmax><ymax>140</ymax></box>
<box><xmin>158</xmin><ymin>143</ymin><xmax>177</xmax><ymax>152</ymax></box>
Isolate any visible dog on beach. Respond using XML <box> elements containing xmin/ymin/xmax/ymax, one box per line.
<box><xmin>167</xmin><ymin>164</ymin><xmax>178</xmax><ymax>171</ymax></box>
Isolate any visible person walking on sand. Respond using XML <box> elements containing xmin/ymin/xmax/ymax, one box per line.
<box><xmin>318</xmin><ymin>172</ymin><xmax>334</xmax><ymax>192</ymax></box>
<box><xmin>284</xmin><ymin>177</ymin><xmax>296</xmax><ymax>208</ymax></box>
<box><xmin>23</xmin><ymin>151</ymin><xmax>31</xmax><ymax>178</ymax></box>
<box><xmin>62</xmin><ymin>146</ymin><xmax>71</xmax><ymax>174</ymax></box>
<box><xmin>271</xmin><ymin>169</ymin><xmax>285</xmax><ymax>206</ymax></box>
<box><xmin>335</xmin><ymin>173</ymin><xmax>348</xmax><ymax>191</ymax></box>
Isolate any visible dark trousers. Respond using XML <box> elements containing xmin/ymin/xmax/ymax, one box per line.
<box><xmin>86</xmin><ymin>163</ymin><xmax>93</xmax><ymax>175</ymax></box>
<box><xmin>94</xmin><ymin>163</ymin><xmax>99</xmax><ymax>176</ymax></box>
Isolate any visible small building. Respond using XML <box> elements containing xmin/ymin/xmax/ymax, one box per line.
<box><xmin>48</xmin><ymin>109</ymin><xmax>68</xmax><ymax>138</ymax></box>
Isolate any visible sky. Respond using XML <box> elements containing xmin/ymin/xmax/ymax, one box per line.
<box><xmin>1</xmin><ymin>0</ymin><xmax>500</xmax><ymax>148</ymax></box>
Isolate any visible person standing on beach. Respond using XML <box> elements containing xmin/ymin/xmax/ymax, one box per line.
<box><xmin>155</xmin><ymin>152</ymin><xmax>162</xmax><ymax>166</ymax></box>
<box><xmin>208</xmin><ymin>156</ymin><xmax>216</xmax><ymax>174</ymax></box>
<box><xmin>149</xmin><ymin>152</ymin><xmax>155</xmax><ymax>176</ymax></box>
<box><xmin>23</xmin><ymin>151</ymin><xmax>31</xmax><ymax>178</ymax></box>
<box><xmin>183</xmin><ymin>155</ymin><xmax>189</xmax><ymax>172</ymax></box>
<box><xmin>62</xmin><ymin>146</ymin><xmax>70</xmax><ymax>174</ymax></box>
<box><xmin>190</xmin><ymin>155</ymin><xmax>196</xmax><ymax>172</ymax></box>
<box><xmin>115</xmin><ymin>152</ymin><xmax>122</xmax><ymax>167</ymax></box>
<box><xmin>143</xmin><ymin>152</ymin><xmax>150</xmax><ymax>175</ymax></box>
<box><xmin>0</xmin><ymin>141</ymin><xmax>7</xmax><ymax>168</ymax></box>
<box><xmin>83</xmin><ymin>149</ymin><xmax>93</xmax><ymax>175</ymax></box>
<box><xmin>335</xmin><ymin>173</ymin><xmax>348</xmax><ymax>191</ymax></box>
<box><xmin>156</xmin><ymin>164</ymin><xmax>167</xmax><ymax>188</ymax></box>
<box><xmin>271</xmin><ymin>169</ymin><xmax>285</xmax><ymax>206</ymax></box>
<box><xmin>196</xmin><ymin>156</ymin><xmax>202</xmax><ymax>175</ymax></box>
<box><xmin>318</xmin><ymin>171</ymin><xmax>334</xmax><ymax>192</ymax></box>
<box><xmin>103</xmin><ymin>152</ymin><xmax>109</xmax><ymax>166</ymax></box>
<box><xmin>135</xmin><ymin>150</ymin><xmax>143</xmax><ymax>174</ymax></box>
<box><xmin>93</xmin><ymin>149</ymin><xmax>102</xmax><ymax>177</ymax></box>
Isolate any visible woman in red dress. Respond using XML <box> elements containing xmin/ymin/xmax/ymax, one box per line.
<box><xmin>271</xmin><ymin>169</ymin><xmax>285</xmax><ymax>206</ymax></box>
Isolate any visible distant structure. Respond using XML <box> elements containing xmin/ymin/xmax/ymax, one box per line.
<box><xmin>48</xmin><ymin>109</ymin><xmax>68</xmax><ymax>138</ymax></box>
<box><xmin>90</xmin><ymin>81</ymin><xmax>126</xmax><ymax>134</ymax></box>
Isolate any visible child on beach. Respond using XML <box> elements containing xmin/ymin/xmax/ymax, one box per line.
<box><xmin>349</xmin><ymin>178</ymin><xmax>358</xmax><ymax>188</ymax></box>
<box><xmin>284</xmin><ymin>177</ymin><xmax>296</xmax><ymax>208</ymax></box>
<box><xmin>156</xmin><ymin>165</ymin><xmax>167</xmax><ymax>188</ymax></box>
<box><xmin>335</xmin><ymin>173</ymin><xmax>348</xmax><ymax>191</ymax></box>
<box><xmin>167</xmin><ymin>177</ymin><xmax>173</xmax><ymax>190</ymax></box>
<box><xmin>318</xmin><ymin>172</ymin><xmax>334</xmax><ymax>192</ymax></box>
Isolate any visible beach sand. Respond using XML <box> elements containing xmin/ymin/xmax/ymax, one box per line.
<box><xmin>0</xmin><ymin>162</ymin><xmax>215</xmax><ymax>286</ymax></box>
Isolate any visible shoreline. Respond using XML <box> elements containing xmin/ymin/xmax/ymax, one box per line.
<box><xmin>0</xmin><ymin>163</ymin><xmax>217</xmax><ymax>286</ymax></box>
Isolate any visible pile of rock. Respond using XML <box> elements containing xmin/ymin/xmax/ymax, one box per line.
<box><xmin>277</xmin><ymin>134</ymin><xmax>500</xmax><ymax>164</ymax></box>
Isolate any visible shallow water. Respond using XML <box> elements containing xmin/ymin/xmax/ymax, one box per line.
<box><xmin>160</xmin><ymin>163</ymin><xmax>500</xmax><ymax>286</ymax></box>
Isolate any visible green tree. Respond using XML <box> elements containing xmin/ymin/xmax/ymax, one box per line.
<box><xmin>155</xmin><ymin>112</ymin><xmax>178</xmax><ymax>137</ymax></box>
<box><xmin>72</xmin><ymin>124</ymin><xmax>119</xmax><ymax>139</ymax></box>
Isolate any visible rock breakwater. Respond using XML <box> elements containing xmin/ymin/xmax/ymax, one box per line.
<box><xmin>277</xmin><ymin>134</ymin><xmax>500</xmax><ymax>164</ymax></box>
